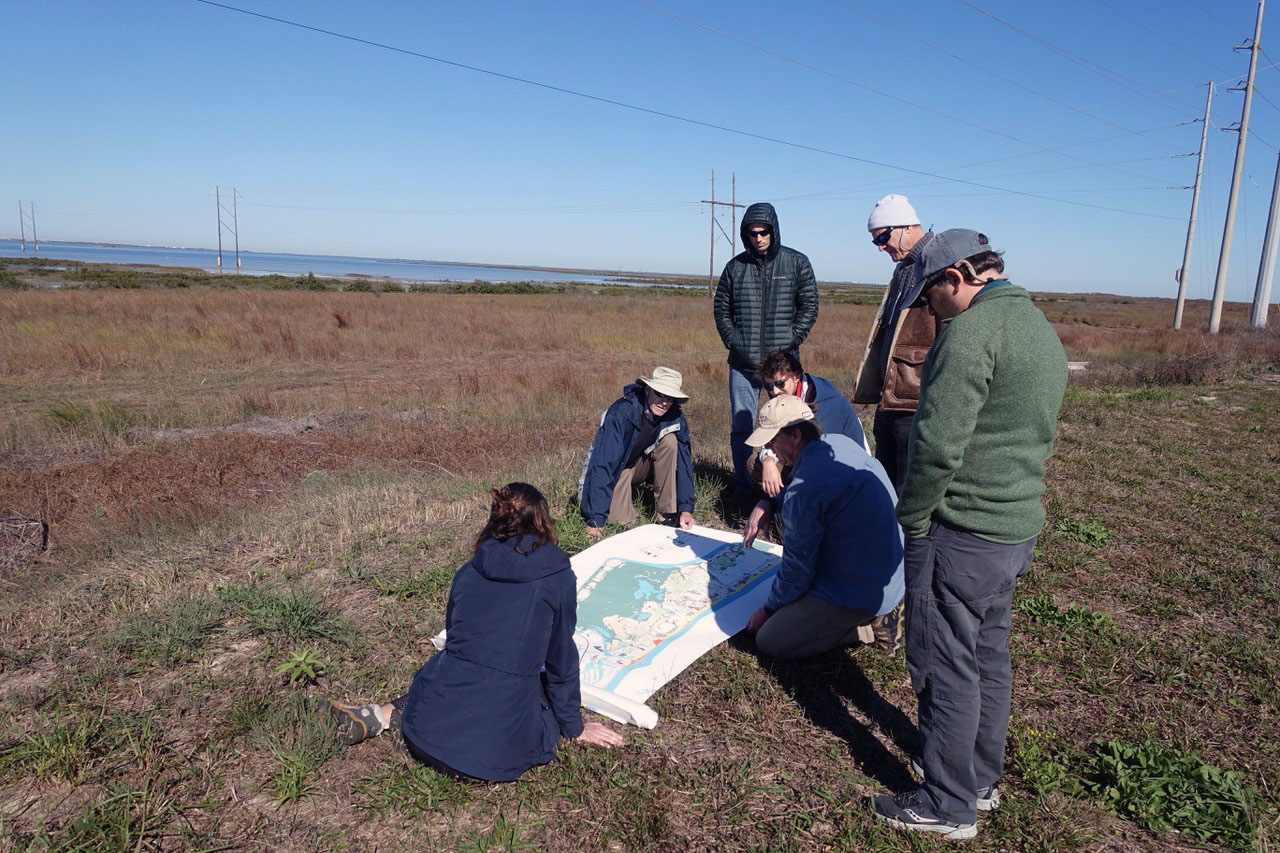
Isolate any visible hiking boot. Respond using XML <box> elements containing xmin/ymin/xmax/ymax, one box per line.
<box><xmin>324</xmin><ymin>700</ymin><xmax>386</xmax><ymax>746</ymax></box>
<box><xmin>871</xmin><ymin>600</ymin><xmax>904</xmax><ymax>653</ymax></box>
<box><xmin>909</xmin><ymin>757</ymin><xmax>1001</xmax><ymax>812</ymax></box>
<box><xmin>871</xmin><ymin>790</ymin><xmax>977</xmax><ymax>840</ymax></box>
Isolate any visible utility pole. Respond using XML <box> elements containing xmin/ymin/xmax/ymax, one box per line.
<box><xmin>1252</xmin><ymin>149</ymin><xmax>1280</xmax><ymax>326</ymax></box>
<box><xmin>17</xmin><ymin>201</ymin><xmax>37</xmax><ymax>251</ymax></box>
<box><xmin>1174</xmin><ymin>83</ymin><xmax>1213</xmax><ymax>330</ymax></box>
<box><xmin>700</xmin><ymin>170</ymin><xmax>743</xmax><ymax>296</ymax></box>
<box><xmin>1209</xmin><ymin>0</ymin><xmax>1265</xmax><ymax>334</ymax></box>
<box><xmin>212</xmin><ymin>186</ymin><xmax>242</xmax><ymax>273</ymax></box>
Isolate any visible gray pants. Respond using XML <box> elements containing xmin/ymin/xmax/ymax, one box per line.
<box><xmin>755</xmin><ymin>593</ymin><xmax>877</xmax><ymax>659</ymax></box>
<box><xmin>905</xmin><ymin>522</ymin><xmax>1035</xmax><ymax>824</ymax></box>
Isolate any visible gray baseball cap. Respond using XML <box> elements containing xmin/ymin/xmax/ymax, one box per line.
<box><xmin>918</xmin><ymin>228</ymin><xmax>995</xmax><ymax>281</ymax></box>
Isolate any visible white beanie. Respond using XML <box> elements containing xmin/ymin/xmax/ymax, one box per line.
<box><xmin>867</xmin><ymin>194</ymin><xmax>920</xmax><ymax>232</ymax></box>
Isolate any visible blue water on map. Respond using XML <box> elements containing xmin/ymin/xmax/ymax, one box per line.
<box><xmin>633</xmin><ymin>580</ymin><xmax>657</xmax><ymax>600</ymax></box>
<box><xmin>0</xmin><ymin>239</ymin><xmax>661</xmax><ymax>286</ymax></box>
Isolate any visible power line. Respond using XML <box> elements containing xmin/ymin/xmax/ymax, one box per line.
<box><xmin>635</xmin><ymin>0</ymin><xmax>1172</xmax><ymax>185</ymax></box>
<box><xmin>242</xmin><ymin>200</ymin><xmax>700</xmax><ymax>215</ymax></box>
<box><xmin>1092</xmin><ymin>0</ymin><xmax>1235</xmax><ymax>76</ymax></box>
<box><xmin>953</xmin><ymin>0</ymin><xmax>1203</xmax><ymax>120</ymax></box>
<box><xmin>192</xmin><ymin>0</ymin><xmax>1181</xmax><ymax>221</ymax></box>
<box><xmin>829</xmin><ymin>0</ymin><xmax>1187</xmax><ymax>152</ymax></box>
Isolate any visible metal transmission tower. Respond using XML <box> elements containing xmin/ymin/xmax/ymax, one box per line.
<box><xmin>17</xmin><ymin>201</ymin><xmax>37</xmax><ymax>251</ymax></box>
<box><xmin>700</xmin><ymin>170</ymin><xmax>743</xmax><ymax>296</ymax></box>
<box><xmin>212</xmin><ymin>186</ymin><xmax>242</xmax><ymax>273</ymax></box>
<box><xmin>1174</xmin><ymin>84</ymin><xmax>1213</xmax><ymax>331</ymax></box>
<box><xmin>1208</xmin><ymin>0</ymin><xmax>1265</xmax><ymax>334</ymax></box>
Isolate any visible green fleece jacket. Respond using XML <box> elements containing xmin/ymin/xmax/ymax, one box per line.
<box><xmin>897</xmin><ymin>282</ymin><xmax>1067</xmax><ymax>543</ymax></box>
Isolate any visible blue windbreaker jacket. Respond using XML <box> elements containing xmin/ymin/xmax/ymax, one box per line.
<box><xmin>399</xmin><ymin>535</ymin><xmax>583</xmax><ymax>782</ymax></box>
<box><xmin>577</xmin><ymin>382</ymin><xmax>695</xmax><ymax>527</ymax></box>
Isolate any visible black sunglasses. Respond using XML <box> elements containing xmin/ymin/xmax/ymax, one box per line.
<box><xmin>871</xmin><ymin>226</ymin><xmax>902</xmax><ymax>247</ymax></box>
<box><xmin>762</xmin><ymin>377</ymin><xmax>791</xmax><ymax>391</ymax></box>
<box><xmin>747</xmin><ymin>228</ymin><xmax>772</xmax><ymax>238</ymax></box>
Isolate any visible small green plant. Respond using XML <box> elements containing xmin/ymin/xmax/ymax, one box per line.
<box><xmin>1010</xmin><ymin>726</ymin><xmax>1079</xmax><ymax>796</ymax></box>
<box><xmin>1016</xmin><ymin>594</ymin><xmax>1114</xmax><ymax>632</ymax></box>
<box><xmin>1126</xmin><ymin>386</ymin><xmax>1176</xmax><ymax>402</ymax></box>
<box><xmin>228</xmin><ymin>691</ymin><xmax>340</xmax><ymax>805</ymax></box>
<box><xmin>1056</xmin><ymin>518</ymin><xmax>1112</xmax><ymax>548</ymax></box>
<box><xmin>464</xmin><ymin>812</ymin><xmax>535</xmax><ymax>851</ymax></box>
<box><xmin>276</xmin><ymin>647</ymin><xmax>327</xmax><ymax>685</ymax></box>
<box><xmin>50</xmin><ymin>783</ymin><xmax>184</xmax><ymax>850</ymax></box>
<box><xmin>1085</xmin><ymin>739</ymin><xmax>1256</xmax><ymax>848</ymax></box>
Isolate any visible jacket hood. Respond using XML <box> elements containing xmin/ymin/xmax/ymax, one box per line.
<box><xmin>471</xmin><ymin>536</ymin><xmax>569</xmax><ymax>583</ymax></box>
<box><xmin>741</xmin><ymin>202</ymin><xmax>781</xmax><ymax>261</ymax></box>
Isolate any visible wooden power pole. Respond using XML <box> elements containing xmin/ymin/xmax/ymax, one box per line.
<box><xmin>701</xmin><ymin>170</ymin><xmax>743</xmax><ymax>296</ymax></box>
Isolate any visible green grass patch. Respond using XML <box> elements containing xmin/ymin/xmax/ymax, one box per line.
<box><xmin>228</xmin><ymin>691</ymin><xmax>340</xmax><ymax>804</ymax></box>
<box><xmin>108</xmin><ymin>596</ymin><xmax>226</xmax><ymax>666</ymax></box>
<box><xmin>1085</xmin><ymin>739</ymin><xmax>1257</xmax><ymax>848</ymax></box>
<box><xmin>219</xmin><ymin>583</ymin><xmax>352</xmax><ymax>642</ymax></box>
<box><xmin>357</xmin><ymin>761</ymin><xmax>471</xmax><ymax>817</ymax></box>
<box><xmin>1055</xmin><ymin>518</ymin><xmax>1112</xmax><ymax>548</ymax></box>
<box><xmin>1015</xmin><ymin>594</ymin><xmax>1115</xmax><ymax>632</ymax></box>
<box><xmin>45</xmin><ymin>400</ymin><xmax>136</xmax><ymax>436</ymax></box>
<box><xmin>0</xmin><ymin>716</ymin><xmax>108</xmax><ymax>784</ymax></box>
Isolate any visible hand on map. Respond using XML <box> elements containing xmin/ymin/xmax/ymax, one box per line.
<box><xmin>746</xmin><ymin>606</ymin><xmax>772</xmax><ymax>634</ymax></box>
<box><xmin>587</xmin><ymin>526</ymin><xmax>603</xmax><ymax>540</ymax></box>
<box><xmin>577</xmin><ymin>721</ymin><xmax>625</xmax><ymax>747</ymax></box>
<box><xmin>678</xmin><ymin>511</ymin><xmax>695</xmax><ymax>530</ymax></box>
<box><xmin>742</xmin><ymin>500</ymin><xmax>773</xmax><ymax>549</ymax></box>
<box><xmin>760</xmin><ymin>458</ymin><xmax>784</xmax><ymax>497</ymax></box>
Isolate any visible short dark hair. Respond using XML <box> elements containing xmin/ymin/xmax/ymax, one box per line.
<box><xmin>920</xmin><ymin>249</ymin><xmax>1005</xmax><ymax>293</ymax></box>
<box><xmin>757</xmin><ymin>349</ymin><xmax>803</xmax><ymax>381</ymax></box>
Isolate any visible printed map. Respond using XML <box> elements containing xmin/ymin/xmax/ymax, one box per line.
<box><xmin>571</xmin><ymin>524</ymin><xmax>782</xmax><ymax>708</ymax></box>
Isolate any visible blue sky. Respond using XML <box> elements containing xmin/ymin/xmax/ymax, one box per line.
<box><xmin>8</xmin><ymin>0</ymin><xmax>1280</xmax><ymax>299</ymax></box>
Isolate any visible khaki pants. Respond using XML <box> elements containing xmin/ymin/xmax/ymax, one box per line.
<box><xmin>608</xmin><ymin>433</ymin><xmax>679</xmax><ymax>525</ymax></box>
<box><xmin>755</xmin><ymin>593</ymin><xmax>878</xmax><ymax>659</ymax></box>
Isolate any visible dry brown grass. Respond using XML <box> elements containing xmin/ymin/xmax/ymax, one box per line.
<box><xmin>1</xmin><ymin>273</ymin><xmax>1277</xmax><ymax>850</ymax></box>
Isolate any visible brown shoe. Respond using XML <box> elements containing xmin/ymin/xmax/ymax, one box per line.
<box><xmin>324</xmin><ymin>700</ymin><xmax>385</xmax><ymax>746</ymax></box>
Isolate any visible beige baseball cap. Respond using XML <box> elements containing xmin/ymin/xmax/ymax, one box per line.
<box><xmin>745</xmin><ymin>395</ymin><xmax>815</xmax><ymax>447</ymax></box>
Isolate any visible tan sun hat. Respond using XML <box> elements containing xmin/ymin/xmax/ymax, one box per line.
<box><xmin>745</xmin><ymin>395</ymin><xmax>815</xmax><ymax>447</ymax></box>
<box><xmin>638</xmin><ymin>366</ymin><xmax>689</xmax><ymax>401</ymax></box>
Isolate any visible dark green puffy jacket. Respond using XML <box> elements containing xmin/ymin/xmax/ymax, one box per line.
<box><xmin>713</xmin><ymin>203</ymin><xmax>819</xmax><ymax>371</ymax></box>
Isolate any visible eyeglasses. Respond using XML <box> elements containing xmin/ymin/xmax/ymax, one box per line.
<box><xmin>651</xmin><ymin>391</ymin><xmax>676</xmax><ymax>403</ymax></box>
<box><xmin>747</xmin><ymin>228</ymin><xmax>772</xmax><ymax>239</ymax></box>
<box><xmin>762</xmin><ymin>377</ymin><xmax>792</xmax><ymax>391</ymax></box>
<box><xmin>871</xmin><ymin>226</ymin><xmax>902</xmax><ymax>247</ymax></box>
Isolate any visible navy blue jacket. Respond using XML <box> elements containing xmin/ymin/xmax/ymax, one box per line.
<box><xmin>808</xmin><ymin>374</ymin><xmax>866</xmax><ymax>449</ymax></box>
<box><xmin>399</xmin><ymin>536</ymin><xmax>583</xmax><ymax>782</ymax></box>
<box><xmin>577</xmin><ymin>382</ymin><xmax>695</xmax><ymax>527</ymax></box>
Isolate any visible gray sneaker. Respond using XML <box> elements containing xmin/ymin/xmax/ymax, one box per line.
<box><xmin>909</xmin><ymin>756</ymin><xmax>1001</xmax><ymax>812</ymax></box>
<box><xmin>871</xmin><ymin>790</ymin><xmax>977</xmax><ymax>840</ymax></box>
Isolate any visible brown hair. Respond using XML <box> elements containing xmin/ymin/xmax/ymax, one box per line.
<box><xmin>757</xmin><ymin>349</ymin><xmax>803</xmax><ymax>382</ymax></box>
<box><xmin>780</xmin><ymin>419</ymin><xmax>823</xmax><ymax>444</ymax></box>
<box><xmin>474</xmin><ymin>482</ymin><xmax>558</xmax><ymax>555</ymax></box>
<box><xmin>920</xmin><ymin>248</ymin><xmax>1006</xmax><ymax>293</ymax></box>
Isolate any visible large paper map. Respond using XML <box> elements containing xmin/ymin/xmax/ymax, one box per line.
<box><xmin>571</xmin><ymin>524</ymin><xmax>782</xmax><ymax>728</ymax></box>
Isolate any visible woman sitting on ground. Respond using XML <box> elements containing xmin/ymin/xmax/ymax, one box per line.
<box><xmin>326</xmin><ymin>482</ymin><xmax>623</xmax><ymax>781</ymax></box>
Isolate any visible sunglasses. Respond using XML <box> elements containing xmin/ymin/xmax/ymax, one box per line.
<box><xmin>871</xmin><ymin>226</ymin><xmax>902</xmax><ymax>247</ymax></box>
<box><xmin>747</xmin><ymin>229</ymin><xmax>772</xmax><ymax>239</ymax></box>
<box><xmin>762</xmin><ymin>377</ymin><xmax>791</xmax><ymax>391</ymax></box>
<box><xmin>651</xmin><ymin>390</ymin><xmax>676</xmax><ymax>403</ymax></box>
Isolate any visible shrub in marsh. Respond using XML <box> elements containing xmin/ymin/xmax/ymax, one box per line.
<box><xmin>68</xmin><ymin>267</ymin><xmax>142</xmax><ymax>289</ymax></box>
<box><xmin>0</xmin><ymin>269</ymin><xmax>28</xmax><ymax>289</ymax></box>
<box><xmin>1085</xmin><ymin>740</ymin><xmax>1257</xmax><ymax>848</ymax></box>
<box><xmin>345</xmin><ymin>279</ymin><xmax>374</xmax><ymax>293</ymax></box>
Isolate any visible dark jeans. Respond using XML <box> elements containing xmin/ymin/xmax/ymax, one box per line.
<box><xmin>872</xmin><ymin>408</ymin><xmax>914</xmax><ymax>496</ymax></box>
<box><xmin>904</xmin><ymin>522</ymin><xmax>1035</xmax><ymax>824</ymax></box>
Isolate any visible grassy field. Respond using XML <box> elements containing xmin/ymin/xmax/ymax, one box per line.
<box><xmin>1</xmin><ymin>261</ymin><xmax>1278</xmax><ymax>850</ymax></box>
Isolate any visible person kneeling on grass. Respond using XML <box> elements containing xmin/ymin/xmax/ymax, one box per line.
<box><xmin>578</xmin><ymin>366</ymin><xmax>696</xmax><ymax>540</ymax></box>
<box><xmin>324</xmin><ymin>482</ymin><xmax>623</xmax><ymax>782</ymax></box>
<box><xmin>742</xmin><ymin>395</ymin><xmax>905</xmax><ymax>658</ymax></box>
